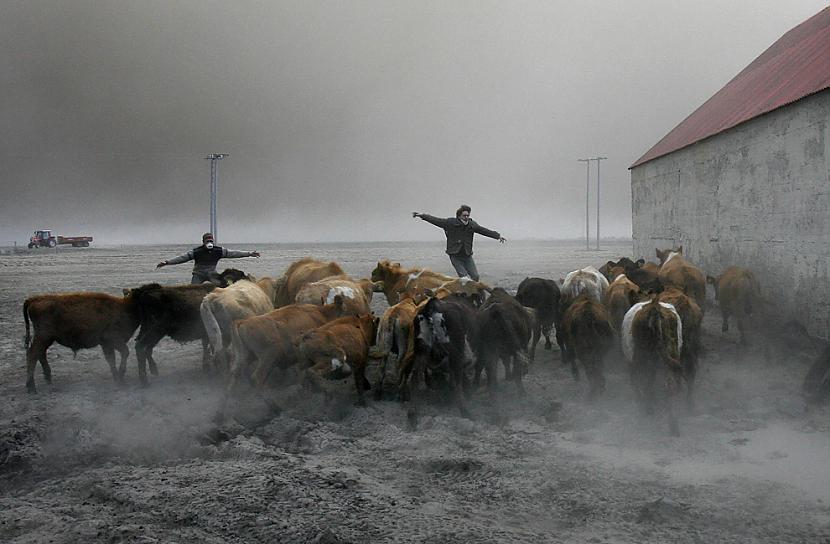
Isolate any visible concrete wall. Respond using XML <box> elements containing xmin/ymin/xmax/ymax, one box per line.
<box><xmin>631</xmin><ymin>89</ymin><xmax>830</xmax><ymax>339</ymax></box>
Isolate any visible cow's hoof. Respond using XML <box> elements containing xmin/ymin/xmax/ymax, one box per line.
<box><xmin>139</xmin><ymin>378</ymin><xmax>150</xmax><ymax>389</ymax></box>
<box><xmin>544</xmin><ymin>343</ymin><xmax>552</xmax><ymax>350</ymax></box>
<box><xmin>354</xmin><ymin>398</ymin><xmax>367</xmax><ymax>408</ymax></box>
<box><xmin>149</xmin><ymin>367</ymin><xmax>159</xmax><ymax>377</ymax></box>
<box><xmin>26</xmin><ymin>384</ymin><xmax>37</xmax><ymax>394</ymax></box>
<box><xmin>373</xmin><ymin>389</ymin><xmax>383</xmax><ymax>401</ymax></box>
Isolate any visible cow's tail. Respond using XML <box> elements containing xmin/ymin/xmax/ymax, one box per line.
<box><xmin>200</xmin><ymin>298</ymin><xmax>223</xmax><ymax>353</ymax></box>
<box><xmin>23</xmin><ymin>299</ymin><xmax>32</xmax><ymax>349</ymax></box>
<box><xmin>228</xmin><ymin>319</ymin><xmax>247</xmax><ymax>377</ymax></box>
<box><xmin>371</xmin><ymin>317</ymin><xmax>392</xmax><ymax>358</ymax></box>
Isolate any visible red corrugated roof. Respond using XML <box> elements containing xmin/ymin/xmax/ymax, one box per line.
<box><xmin>631</xmin><ymin>6</ymin><xmax>830</xmax><ymax>169</ymax></box>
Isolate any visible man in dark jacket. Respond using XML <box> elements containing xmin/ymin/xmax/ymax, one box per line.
<box><xmin>156</xmin><ymin>232</ymin><xmax>260</xmax><ymax>284</ymax></box>
<box><xmin>412</xmin><ymin>205</ymin><xmax>506</xmax><ymax>281</ymax></box>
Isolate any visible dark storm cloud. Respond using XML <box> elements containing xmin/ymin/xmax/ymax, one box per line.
<box><xmin>1</xmin><ymin>1</ymin><xmax>827</xmax><ymax>243</ymax></box>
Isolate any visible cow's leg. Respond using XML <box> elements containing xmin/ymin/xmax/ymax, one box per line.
<box><xmin>542</xmin><ymin>320</ymin><xmax>554</xmax><ymax>351</ymax></box>
<box><xmin>135</xmin><ymin>329</ymin><xmax>164</xmax><ymax>386</ymax></box>
<box><xmin>451</xmin><ymin>367</ymin><xmax>473</xmax><ymax>420</ymax></box>
<box><xmin>101</xmin><ymin>343</ymin><xmax>122</xmax><ymax>385</ymax></box>
<box><xmin>556</xmin><ymin>326</ymin><xmax>569</xmax><ymax>364</ymax></box>
<box><xmin>529</xmin><ymin>325</ymin><xmax>540</xmax><ymax>362</ymax></box>
<box><xmin>512</xmin><ymin>353</ymin><xmax>527</xmax><ymax>395</ymax></box>
<box><xmin>683</xmin><ymin>351</ymin><xmax>697</xmax><ymax>411</ymax></box>
<box><xmin>26</xmin><ymin>338</ymin><xmax>52</xmax><ymax>393</ymax></box>
<box><xmin>585</xmin><ymin>355</ymin><xmax>605</xmax><ymax>400</ymax></box>
<box><xmin>406</xmin><ymin>354</ymin><xmax>427</xmax><ymax>429</ymax></box>
<box><xmin>353</xmin><ymin>367</ymin><xmax>367</xmax><ymax>407</ymax></box>
<box><xmin>201</xmin><ymin>337</ymin><xmax>211</xmax><ymax>373</ymax></box>
<box><xmin>568</xmin><ymin>346</ymin><xmax>580</xmax><ymax>382</ymax></box>
<box><xmin>39</xmin><ymin>347</ymin><xmax>53</xmax><ymax>385</ymax></box>
<box><xmin>374</xmin><ymin>351</ymin><xmax>393</xmax><ymax>401</ymax></box>
<box><xmin>737</xmin><ymin>316</ymin><xmax>750</xmax><ymax>346</ymax></box>
<box><xmin>116</xmin><ymin>343</ymin><xmax>130</xmax><ymax>380</ymax></box>
<box><xmin>721</xmin><ymin>312</ymin><xmax>730</xmax><ymax>333</ymax></box>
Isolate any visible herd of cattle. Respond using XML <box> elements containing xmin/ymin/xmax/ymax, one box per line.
<box><xmin>21</xmin><ymin>249</ymin><xmax>764</xmax><ymax>435</ymax></box>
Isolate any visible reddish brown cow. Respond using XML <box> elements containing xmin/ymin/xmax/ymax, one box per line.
<box><xmin>706</xmin><ymin>266</ymin><xmax>761</xmax><ymax>345</ymax></box>
<box><xmin>298</xmin><ymin>314</ymin><xmax>379</xmax><ymax>405</ymax></box>
<box><xmin>229</xmin><ymin>297</ymin><xmax>348</xmax><ymax>388</ymax></box>
<box><xmin>370</xmin><ymin>260</ymin><xmax>455</xmax><ymax>305</ymax></box>
<box><xmin>603</xmin><ymin>274</ymin><xmax>641</xmax><ymax>334</ymax></box>
<box><xmin>560</xmin><ymin>295</ymin><xmax>614</xmax><ymax>398</ymax></box>
<box><xmin>273</xmin><ymin>258</ymin><xmax>346</xmax><ymax>308</ymax></box>
<box><xmin>23</xmin><ymin>292</ymin><xmax>140</xmax><ymax>392</ymax></box>
<box><xmin>657</xmin><ymin>287</ymin><xmax>703</xmax><ymax>408</ymax></box>
<box><xmin>656</xmin><ymin>246</ymin><xmax>706</xmax><ymax>307</ymax></box>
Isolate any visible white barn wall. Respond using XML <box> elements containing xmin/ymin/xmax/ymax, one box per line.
<box><xmin>631</xmin><ymin>90</ymin><xmax>830</xmax><ymax>339</ymax></box>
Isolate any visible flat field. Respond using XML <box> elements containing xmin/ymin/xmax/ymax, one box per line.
<box><xmin>1</xmin><ymin>240</ymin><xmax>828</xmax><ymax>543</ymax></box>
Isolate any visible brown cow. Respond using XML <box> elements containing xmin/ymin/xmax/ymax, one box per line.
<box><xmin>294</xmin><ymin>276</ymin><xmax>374</xmax><ymax>315</ymax></box>
<box><xmin>370</xmin><ymin>260</ymin><xmax>455</xmax><ymax>305</ymax></box>
<box><xmin>560</xmin><ymin>295</ymin><xmax>614</xmax><ymax>398</ymax></box>
<box><xmin>603</xmin><ymin>274</ymin><xmax>641</xmax><ymax>334</ymax></box>
<box><xmin>23</xmin><ymin>292</ymin><xmax>140</xmax><ymax>392</ymax></box>
<box><xmin>372</xmin><ymin>297</ymin><xmax>424</xmax><ymax>400</ymax></box>
<box><xmin>656</xmin><ymin>246</ymin><xmax>706</xmax><ymax>307</ymax></box>
<box><xmin>229</xmin><ymin>296</ymin><xmax>348</xmax><ymax>388</ymax></box>
<box><xmin>622</xmin><ymin>298</ymin><xmax>684</xmax><ymax>435</ymax></box>
<box><xmin>706</xmin><ymin>266</ymin><xmax>761</xmax><ymax>345</ymax></box>
<box><xmin>416</xmin><ymin>276</ymin><xmax>491</xmax><ymax>306</ymax></box>
<box><xmin>657</xmin><ymin>287</ymin><xmax>703</xmax><ymax>408</ymax></box>
<box><xmin>273</xmin><ymin>258</ymin><xmax>346</xmax><ymax>308</ymax></box>
<box><xmin>298</xmin><ymin>314</ymin><xmax>379</xmax><ymax>406</ymax></box>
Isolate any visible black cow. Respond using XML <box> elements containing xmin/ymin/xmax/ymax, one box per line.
<box><xmin>124</xmin><ymin>283</ymin><xmax>216</xmax><ymax>385</ymax></box>
<box><xmin>475</xmin><ymin>288</ymin><xmax>533</xmax><ymax>394</ymax></box>
<box><xmin>406</xmin><ymin>293</ymin><xmax>481</xmax><ymax>426</ymax></box>
<box><xmin>514</xmin><ymin>277</ymin><xmax>562</xmax><ymax>362</ymax></box>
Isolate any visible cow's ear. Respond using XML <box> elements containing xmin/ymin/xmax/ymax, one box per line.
<box><xmin>628</xmin><ymin>289</ymin><xmax>641</xmax><ymax>307</ymax></box>
<box><xmin>678</xmin><ymin>245</ymin><xmax>683</xmax><ymax>253</ymax></box>
<box><xmin>122</xmin><ymin>288</ymin><xmax>130</xmax><ymax>296</ymax></box>
<box><xmin>423</xmin><ymin>287</ymin><xmax>436</xmax><ymax>298</ymax></box>
<box><xmin>636</xmin><ymin>258</ymin><xmax>645</xmax><ymax>266</ymax></box>
<box><xmin>706</xmin><ymin>275</ymin><xmax>716</xmax><ymax>285</ymax></box>
<box><xmin>393</xmin><ymin>262</ymin><xmax>401</xmax><ymax>268</ymax></box>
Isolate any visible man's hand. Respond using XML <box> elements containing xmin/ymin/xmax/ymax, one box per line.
<box><xmin>251</xmin><ymin>251</ymin><xmax>261</xmax><ymax>258</ymax></box>
<box><xmin>499</xmin><ymin>237</ymin><xmax>507</xmax><ymax>244</ymax></box>
<box><xmin>156</xmin><ymin>261</ymin><xmax>167</xmax><ymax>269</ymax></box>
<box><xmin>412</xmin><ymin>212</ymin><xmax>421</xmax><ymax>218</ymax></box>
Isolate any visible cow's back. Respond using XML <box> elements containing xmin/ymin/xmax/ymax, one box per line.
<box><xmin>658</xmin><ymin>256</ymin><xmax>706</xmax><ymax>306</ymax></box>
<box><xmin>274</xmin><ymin>258</ymin><xmax>346</xmax><ymax>307</ymax></box>
<box><xmin>295</xmin><ymin>278</ymin><xmax>371</xmax><ymax>314</ymax></box>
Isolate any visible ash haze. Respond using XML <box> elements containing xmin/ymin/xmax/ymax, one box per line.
<box><xmin>1</xmin><ymin>1</ymin><xmax>826</xmax><ymax>244</ymax></box>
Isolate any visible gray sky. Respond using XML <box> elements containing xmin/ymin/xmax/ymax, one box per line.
<box><xmin>2</xmin><ymin>1</ymin><xmax>827</xmax><ymax>244</ymax></box>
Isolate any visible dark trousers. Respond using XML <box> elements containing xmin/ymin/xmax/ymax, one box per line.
<box><xmin>191</xmin><ymin>270</ymin><xmax>217</xmax><ymax>284</ymax></box>
<box><xmin>449</xmin><ymin>253</ymin><xmax>480</xmax><ymax>281</ymax></box>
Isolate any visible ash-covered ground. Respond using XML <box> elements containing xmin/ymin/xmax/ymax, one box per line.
<box><xmin>1</xmin><ymin>241</ymin><xmax>829</xmax><ymax>543</ymax></box>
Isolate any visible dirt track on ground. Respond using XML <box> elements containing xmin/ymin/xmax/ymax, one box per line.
<box><xmin>1</xmin><ymin>242</ymin><xmax>829</xmax><ymax>543</ymax></box>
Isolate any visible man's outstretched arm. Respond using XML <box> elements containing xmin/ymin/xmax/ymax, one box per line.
<box><xmin>157</xmin><ymin>251</ymin><xmax>193</xmax><ymax>268</ymax></box>
<box><xmin>472</xmin><ymin>223</ymin><xmax>507</xmax><ymax>243</ymax></box>
<box><xmin>222</xmin><ymin>248</ymin><xmax>261</xmax><ymax>259</ymax></box>
<box><xmin>412</xmin><ymin>212</ymin><xmax>451</xmax><ymax>229</ymax></box>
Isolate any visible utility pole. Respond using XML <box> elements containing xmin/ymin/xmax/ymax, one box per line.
<box><xmin>595</xmin><ymin>156</ymin><xmax>607</xmax><ymax>250</ymax></box>
<box><xmin>578</xmin><ymin>158</ymin><xmax>591</xmax><ymax>250</ymax></box>
<box><xmin>205</xmin><ymin>153</ymin><xmax>229</xmax><ymax>241</ymax></box>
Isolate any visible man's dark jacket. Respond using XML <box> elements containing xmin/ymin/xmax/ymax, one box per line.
<box><xmin>419</xmin><ymin>214</ymin><xmax>501</xmax><ymax>256</ymax></box>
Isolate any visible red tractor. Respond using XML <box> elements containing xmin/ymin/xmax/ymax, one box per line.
<box><xmin>28</xmin><ymin>230</ymin><xmax>93</xmax><ymax>248</ymax></box>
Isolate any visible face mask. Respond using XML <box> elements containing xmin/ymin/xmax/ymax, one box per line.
<box><xmin>205</xmin><ymin>242</ymin><xmax>214</xmax><ymax>249</ymax></box>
